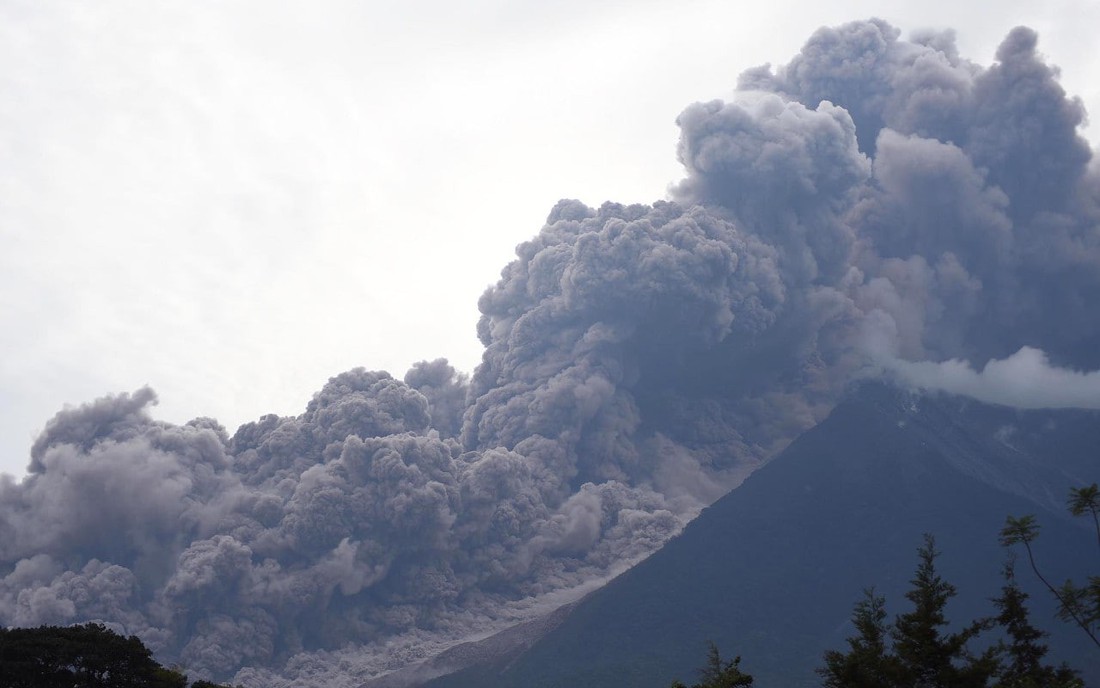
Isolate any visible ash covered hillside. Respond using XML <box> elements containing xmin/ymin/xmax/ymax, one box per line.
<box><xmin>3</xmin><ymin>18</ymin><xmax>1100</xmax><ymax>687</ymax></box>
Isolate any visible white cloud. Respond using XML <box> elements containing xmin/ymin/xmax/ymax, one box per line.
<box><xmin>884</xmin><ymin>346</ymin><xmax>1100</xmax><ymax>409</ymax></box>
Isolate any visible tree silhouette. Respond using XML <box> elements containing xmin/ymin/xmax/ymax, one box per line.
<box><xmin>816</xmin><ymin>535</ymin><xmax>1066</xmax><ymax>688</ymax></box>
<box><xmin>671</xmin><ymin>642</ymin><xmax>754</xmax><ymax>688</ymax></box>
<box><xmin>1001</xmin><ymin>483</ymin><xmax>1100</xmax><ymax>649</ymax></box>
<box><xmin>0</xmin><ymin>624</ymin><xmax>239</xmax><ymax>688</ymax></box>
<box><xmin>891</xmin><ymin>535</ymin><xmax>996</xmax><ymax>688</ymax></box>
<box><xmin>0</xmin><ymin>623</ymin><xmax>186</xmax><ymax>688</ymax></box>
<box><xmin>819</xmin><ymin>589</ymin><xmax>899</xmax><ymax>688</ymax></box>
<box><xmin>989</xmin><ymin>557</ymin><xmax>1082</xmax><ymax>688</ymax></box>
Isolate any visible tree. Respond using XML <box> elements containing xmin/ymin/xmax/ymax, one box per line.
<box><xmin>0</xmin><ymin>623</ymin><xmax>187</xmax><ymax>688</ymax></box>
<box><xmin>670</xmin><ymin>642</ymin><xmax>754</xmax><ymax>688</ymax></box>
<box><xmin>1001</xmin><ymin>483</ymin><xmax>1100</xmax><ymax>650</ymax></box>
<box><xmin>819</xmin><ymin>589</ymin><xmax>900</xmax><ymax>688</ymax></box>
<box><xmin>820</xmin><ymin>535</ymin><xmax>999</xmax><ymax>688</ymax></box>
<box><xmin>891</xmin><ymin>535</ymin><xmax>997</xmax><ymax>688</ymax></box>
<box><xmin>989</xmin><ymin>558</ymin><xmax>1082</xmax><ymax>688</ymax></box>
<box><xmin>0</xmin><ymin>623</ymin><xmax>238</xmax><ymax>688</ymax></box>
<box><xmin>1067</xmin><ymin>484</ymin><xmax>1100</xmax><ymax>550</ymax></box>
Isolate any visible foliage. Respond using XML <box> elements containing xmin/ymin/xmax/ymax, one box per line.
<box><xmin>0</xmin><ymin>623</ymin><xmax>238</xmax><ymax>688</ymax></box>
<box><xmin>989</xmin><ymin>559</ymin><xmax>1082</xmax><ymax>688</ymax></box>
<box><xmin>819</xmin><ymin>535</ymin><xmax>1080</xmax><ymax>688</ymax></box>
<box><xmin>0</xmin><ymin>623</ymin><xmax>185</xmax><ymax>687</ymax></box>
<box><xmin>1001</xmin><ymin>483</ymin><xmax>1100</xmax><ymax>650</ymax></box>
<box><xmin>819</xmin><ymin>589</ymin><xmax>899</xmax><ymax>687</ymax></box>
<box><xmin>892</xmin><ymin>535</ymin><xmax>995</xmax><ymax>687</ymax></box>
<box><xmin>819</xmin><ymin>535</ymin><xmax>995</xmax><ymax>688</ymax></box>
<box><xmin>670</xmin><ymin>642</ymin><xmax>753</xmax><ymax>688</ymax></box>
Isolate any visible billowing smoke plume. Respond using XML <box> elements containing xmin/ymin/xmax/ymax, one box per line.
<box><xmin>3</xmin><ymin>18</ymin><xmax>1100</xmax><ymax>686</ymax></box>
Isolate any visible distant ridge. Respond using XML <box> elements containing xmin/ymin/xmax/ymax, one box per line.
<box><xmin>422</xmin><ymin>382</ymin><xmax>1100</xmax><ymax>687</ymax></box>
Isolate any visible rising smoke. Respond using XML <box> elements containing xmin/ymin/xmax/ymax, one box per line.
<box><xmin>2</xmin><ymin>19</ymin><xmax>1099</xmax><ymax>686</ymax></box>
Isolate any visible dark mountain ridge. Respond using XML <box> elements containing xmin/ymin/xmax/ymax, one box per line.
<box><xmin>422</xmin><ymin>382</ymin><xmax>1100</xmax><ymax>687</ymax></box>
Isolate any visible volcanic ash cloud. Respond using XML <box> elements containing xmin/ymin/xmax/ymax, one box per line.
<box><xmin>3</xmin><ymin>18</ymin><xmax>1100</xmax><ymax>685</ymax></box>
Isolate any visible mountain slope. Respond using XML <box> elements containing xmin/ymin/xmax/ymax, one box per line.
<box><xmin>424</xmin><ymin>383</ymin><xmax>1100</xmax><ymax>687</ymax></box>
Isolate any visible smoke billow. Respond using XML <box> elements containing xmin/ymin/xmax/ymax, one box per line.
<box><xmin>3</xmin><ymin>19</ymin><xmax>1099</xmax><ymax>686</ymax></box>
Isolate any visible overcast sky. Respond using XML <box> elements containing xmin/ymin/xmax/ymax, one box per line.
<box><xmin>3</xmin><ymin>0</ymin><xmax>1098</xmax><ymax>479</ymax></box>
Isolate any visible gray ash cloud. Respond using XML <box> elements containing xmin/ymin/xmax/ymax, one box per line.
<box><xmin>2</xmin><ymin>19</ymin><xmax>1099</xmax><ymax>686</ymax></box>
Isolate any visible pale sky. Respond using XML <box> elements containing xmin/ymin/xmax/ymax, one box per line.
<box><xmin>3</xmin><ymin>0</ymin><xmax>1098</xmax><ymax>479</ymax></box>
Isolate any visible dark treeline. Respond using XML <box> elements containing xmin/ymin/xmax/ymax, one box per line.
<box><xmin>673</xmin><ymin>537</ymin><xmax>1080</xmax><ymax>688</ymax></box>
<box><xmin>0</xmin><ymin>623</ymin><xmax>237</xmax><ymax>688</ymax></box>
<box><xmin>673</xmin><ymin>482</ymin><xmax>1100</xmax><ymax>688</ymax></box>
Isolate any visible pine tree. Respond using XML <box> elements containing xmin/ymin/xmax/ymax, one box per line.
<box><xmin>671</xmin><ymin>642</ymin><xmax>753</xmax><ymax>688</ymax></box>
<box><xmin>819</xmin><ymin>588</ymin><xmax>900</xmax><ymax>688</ymax></box>
<box><xmin>821</xmin><ymin>535</ymin><xmax>1004</xmax><ymax>688</ymax></box>
<box><xmin>891</xmin><ymin>534</ymin><xmax>996</xmax><ymax>688</ymax></box>
<box><xmin>990</xmin><ymin>558</ymin><xmax>1082</xmax><ymax>688</ymax></box>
